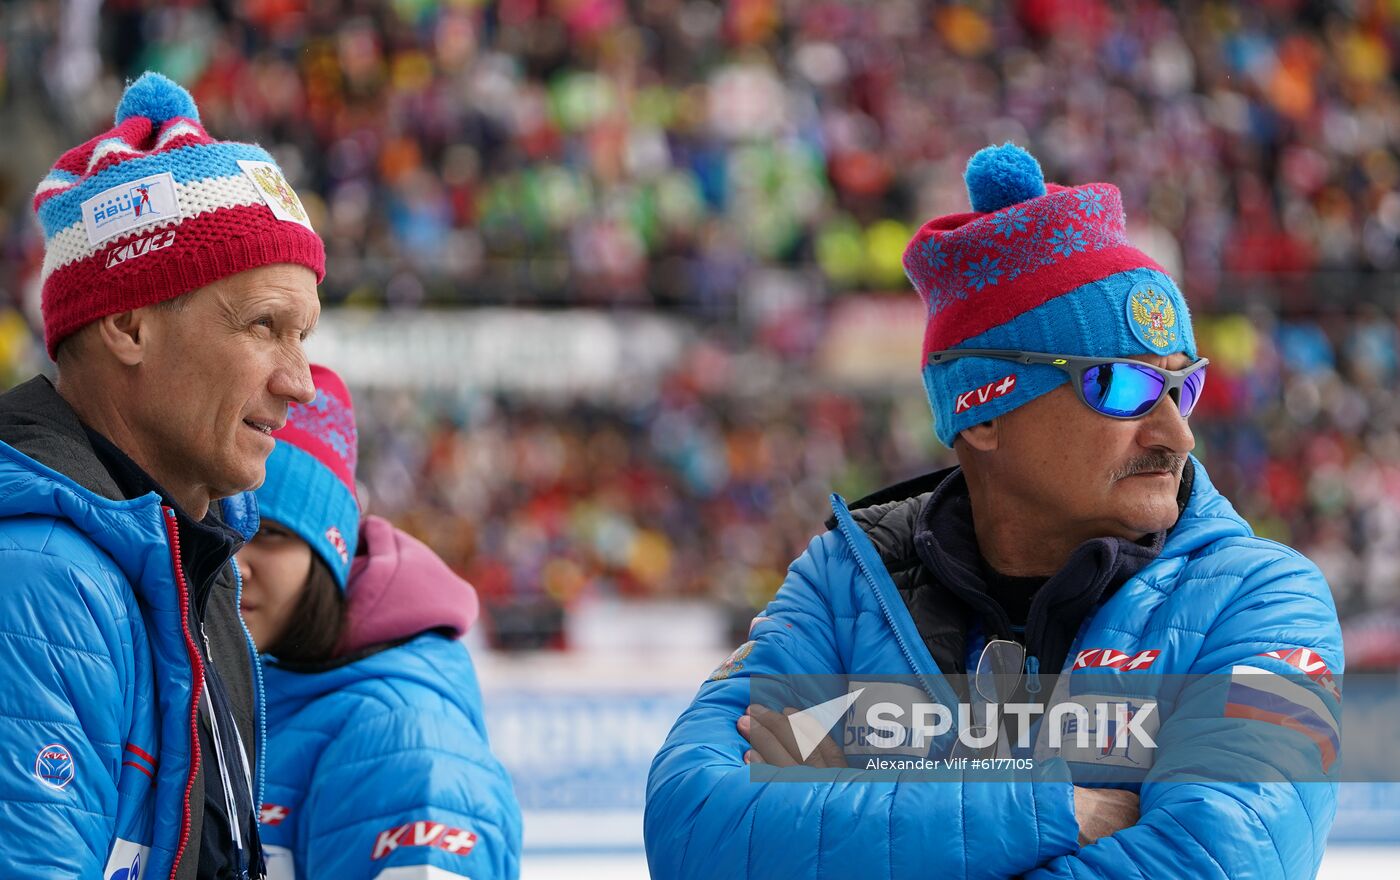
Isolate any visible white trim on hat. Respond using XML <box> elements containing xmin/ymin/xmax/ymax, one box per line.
<box><xmin>84</xmin><ymin>138</ymin><xmax>145</xmax><ymax>175</ymax></box>
<box><xmin>40</xmin><ymin>172</ymin><xmax>269</xmax><ymax>282</ymax></box>
<box><xmin>154</xmin><ymin>120</ymin><xmax>205</xmax><ymax>150</ymax></box>
<box><xmin>35</xmin><ymin>174</ymin><xmax>79</xmax><ymax>198</ymax></box>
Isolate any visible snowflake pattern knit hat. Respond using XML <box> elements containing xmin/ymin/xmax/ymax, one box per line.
<box><xmin>255</xmin><ymin>364</ymin><xmax>360</xmax><ymax>590</ymax></box>
<box><xmin>32</xmin><ymin>71</ymin><xmax>325</xmax><ymax>359</ymax></box>
<box><xmin>904</xmin><ymin>143</ymin><xmax>1196</xmax><ymax>447</ymax></box>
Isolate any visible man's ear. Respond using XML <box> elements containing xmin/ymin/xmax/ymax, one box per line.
<box><xmin>94</xmin><ymin>310</ymin><xmax>150</xmax><ymax>366</ymax></box>
<box><xmin>957</xmin><ymin>418</ymin><xmax>999</xmax><ymax>453</ymax></box>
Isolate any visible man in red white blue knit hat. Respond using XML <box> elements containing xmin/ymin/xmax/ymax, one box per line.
<box><xmin>0</xmin><ymin>72</ymin><xmax>322</xmax><ymax>878</ymax></box>
<box><xmin>648</xmin><ymin>144</ymin><xmax>1343</xmax><ymax>879</ymax></box>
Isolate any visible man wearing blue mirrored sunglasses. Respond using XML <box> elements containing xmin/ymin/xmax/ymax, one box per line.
<box><xmin>648</xmin><ymin>144</ymin><xmax>1342</xmax><ymax>880</ymax></box>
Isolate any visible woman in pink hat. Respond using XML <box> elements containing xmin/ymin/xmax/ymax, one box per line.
<box><xmin>236</xmin><ymin>364</ymin><xmax>521</xmax><ymax>880</ymax></box>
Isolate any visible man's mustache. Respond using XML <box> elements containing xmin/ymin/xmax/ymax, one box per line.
<box><xmin>1112</xmin><ymin>453</ymin><xmax>1185</xmax><ymax>481</ymax></box>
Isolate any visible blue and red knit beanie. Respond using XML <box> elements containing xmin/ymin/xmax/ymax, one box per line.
<box><xmin>905</xmin><ymin>143</ymin><xmax>1196</xmax><ymax>447</ymax></box>
<box><xmin>32</xmin><ymin>71</ymin><xmax>325</xmax><ymax>360</ymax></box>
<box><xmin>255</xmin><ymin>365</ymin><xmax>360</xmax><ymax>590</ymax></box>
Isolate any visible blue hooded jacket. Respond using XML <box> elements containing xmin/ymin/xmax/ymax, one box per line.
<box><xmin>646</xmin><ymin>456</ymin><xmax>1343</xmax><ymax>879</ymax></box>
<box><xmin>0</xmin><ymin>379</ymin><xmax>263</xmax><ymax>880</ymax></box>
<box><xmin>258</xmin><ymin>516</ymin><xmax>522</xmax><ymax>880</ymax></box>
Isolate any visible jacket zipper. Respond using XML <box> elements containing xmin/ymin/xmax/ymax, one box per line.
<box><xmin>162</xmin><ymin>506</ymin><xmax>205</xmax><ymax>880</ymax></box>
<box><xmin>924</xmin><ymin>535</ymin><xmax>1053</xmax><ymax>698</ymax></box>
<box><xmin>200</xmin><ymin>622</ymin><xmax>245</xmax><ymax>858</ymax></box>
<box><xmin>231</xmin><ymin>559</ymin><xmax>267</xmax><ymax>808</ymax></box>
<box><xmin>830</xmin><ymin>494</ymin><xmax>961</xmax><ymax>712</ymax></box>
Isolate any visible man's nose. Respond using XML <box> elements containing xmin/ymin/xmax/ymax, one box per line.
<box><xmin>1139</xmin><ymin>393</ymin><xmax>1196</xmax><ymax>455</ymax></box>
<box><xmin>271</xmin><ymin>346</ymin><xmax>316</xmax><ymax>405</ymax></box>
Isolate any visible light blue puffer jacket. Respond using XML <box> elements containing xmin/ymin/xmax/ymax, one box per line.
<box><xmin>258</xmin><ymin>518</ymin><xmax>521</xmax><ymax>880</ymax></box>
<box><xmin>646</xmin><ymin>456</ymin><xmax>1343</xmax><ymax>879</ymax></box>
<box><xmin>0</xmin><ymin>432</ymin><xmax>262</xmax><ymax>879</ymax></box>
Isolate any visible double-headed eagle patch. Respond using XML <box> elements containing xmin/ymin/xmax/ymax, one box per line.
<box><xmin>1127</xmin><ymin>284</ymin><xmax>1178</xmax><ymax>352</ymax></box>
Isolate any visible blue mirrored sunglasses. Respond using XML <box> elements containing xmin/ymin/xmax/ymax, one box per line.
<box><xmin>927</xmin><ymin>349</ymin><xmax>1209</xmax><ymax>420</ymax></box>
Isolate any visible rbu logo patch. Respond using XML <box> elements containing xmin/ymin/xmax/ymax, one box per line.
<box><xmin>34</xmin><ymin>742</ymin><xmax>75</xmax><ymax>790</ymax></box>
<box><xmin>81</xmin><ymin>172</ymin><xmax>182</xmax><ymax>247</ymax></box>
<box><xmin>107</xmin><ymin>230</ymin><xmax>177</xmax><ymax>268</ymax></box>
<box><xmin>94</xmin><ymin>183</ymin><xmax>160</xmax><ymax>226</ymax></box>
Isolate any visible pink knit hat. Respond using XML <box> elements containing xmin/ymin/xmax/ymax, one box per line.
<box><xmin>257</xmin><ymin>365</ymin><xmax>360</xmax><ymax>589</ymax></box>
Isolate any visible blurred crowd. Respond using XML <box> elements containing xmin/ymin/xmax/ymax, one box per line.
<box><xmin>2</xmin><ymin>1</ymin><xmax>1400</xmax><ymax>663</ymax></box>
<box><xmin>3</xmin><ymin>0</ymin><xmax>1400</xmax><ymax>310</ymax></box>
<box><xmin>340</xmin><ymin>303</ymin><xmax>1400</xmax><ymax>664</ymax></box>
<box><xmin>352</xmin><ymin>366</ymin><xmax>948</xmax><ymax>648</ymax></box>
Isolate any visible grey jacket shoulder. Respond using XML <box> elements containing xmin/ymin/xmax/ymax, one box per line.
<box><xmin>0</xmin><ymin>376</ymin><xmax>123</xmax><ymax>500</ymax></box>
<box><xmin>826</xmin><ymin>468</ymin><xmax>954</xmax><ymax>569</ymax></box>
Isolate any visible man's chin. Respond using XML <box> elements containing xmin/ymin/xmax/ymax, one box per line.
<box><xmin>211</xmin><ymin>463</ymin><xmax>267</xmax><ymax>500</ymax></box>
<box><xmin>1110</xmin><ymin>480</ymin><xmax>1182</xmax><ymax>534</ymax></box>
<box><xmin>1120</xmin><ymin>503</ymin><xmax>1181</xmax><ymax>537</ymax></box>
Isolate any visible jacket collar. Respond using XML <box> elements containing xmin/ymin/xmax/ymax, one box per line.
<box><xmin>914</xmin><ymin>465</ymin><xmax>1170</xmax><ymax>668</ymax></box>
<box><xmin>86</xmin><ymin>428</ymin><xmax>250</xmax><ymax>628</ymax></box>
<box><xmin>0</xmin><ymin>375</ymin><xmax>124</xmax><ymax>499</ymax></box>
<box><xmin>834</xmin><ymin>457</ymin><xmax>1196</xmax><ymax>675</ymax></box>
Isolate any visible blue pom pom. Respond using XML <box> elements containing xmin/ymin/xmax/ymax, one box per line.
<box><xmin>964</xmin><ymin>142</ymin><xmax>1046</xmax><ymax>213</ymax></box>
<box><xmin>115</xmin><ymin>72</ymin><xmax>200</xmax><ymax>126</ymax></box>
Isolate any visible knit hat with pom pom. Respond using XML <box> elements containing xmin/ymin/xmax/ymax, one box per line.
<box><xmin>32</xmin><ymin>71</ymin><xmax>325</xmax><ymax>359</ymax></box>
<box><xmin>905</xmin><ymin>143</ymin><xmax>1196</xmax><ymax>447</ymax></box>
<box><xmin>256</xmin><ymin>364</ymin><xmax>360</xmax><ymax>591</ymax></box>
